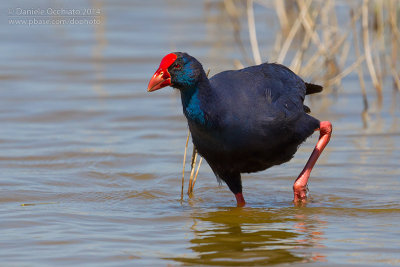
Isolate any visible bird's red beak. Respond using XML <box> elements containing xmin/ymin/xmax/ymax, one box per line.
<box><xmin>147</xmin><ymin>68</ymin><xmax>171</xmax><ymax>92</ymax></box>
<box><xmin>147</xmin><ymin>53</ymin><xmax>177</xmax><ymax>92</ymax></box>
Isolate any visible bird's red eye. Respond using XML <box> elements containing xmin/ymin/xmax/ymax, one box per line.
<box><xmin>174</xmin><ymin>64</ymin><xmax>181</xmax><ymax>69</ymax></box>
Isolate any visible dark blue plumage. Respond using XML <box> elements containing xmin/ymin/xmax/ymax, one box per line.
<box><xmin>148</xmin><ymin>52</ymin><xmax>332</xmax><ymax>206</ymax></box>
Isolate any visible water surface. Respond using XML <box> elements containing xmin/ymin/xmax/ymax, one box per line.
<box><xmin>1</xmin><ymin>0</ymin><xmax>399</xmax><ymax>266</ymax></box>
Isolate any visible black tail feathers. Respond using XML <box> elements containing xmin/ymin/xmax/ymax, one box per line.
<box><xmin>305</xmin><ymin>83</ymin><xmax>323</xmax><ymax>95</ymax></box>
<box><xmin>304</xmin><ymin>83</ymin><xmax>322</xmax><ymax>114</ymax></box>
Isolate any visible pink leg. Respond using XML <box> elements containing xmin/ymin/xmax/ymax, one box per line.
<box><xmin>235</xmin><ymin>193</ymin><xmax>246</xmax><ymax>207</ymax></box>
<box><xmin>293</xmin><ymin>121</ymin><xmax>332</xmax><ymax>203</ymax></box>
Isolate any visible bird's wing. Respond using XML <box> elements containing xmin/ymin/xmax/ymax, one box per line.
<box><xmin>261</xmin><ymin>63</ymin><xmax>306</xmax><ymax>120</ymax></box>
<box><xmin>208</xmin><ymin>63</ymin><xmax>306</xmax><ymax>126</ymax></box>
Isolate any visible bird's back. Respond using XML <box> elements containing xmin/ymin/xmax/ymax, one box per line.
<box><xmin>212</xmin><ymin>64</ymin><xmax>305</xmax><ymax>118</ymax></box>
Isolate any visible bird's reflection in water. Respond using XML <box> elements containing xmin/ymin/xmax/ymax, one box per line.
<box><xmin>293</xmin><ymin>210</ymin><xmax>327</xmax><ymax>262</ymax></box>
<box><xmin>171</xmin><ymin>207</ymin><xmax>326</xmax><ymax>265</ymax></box>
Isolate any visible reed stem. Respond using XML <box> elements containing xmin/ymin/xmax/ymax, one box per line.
<box><xmin>247</xmin><ymin>0</ymin><xmax>262</xmax><ymax>65</ymax></box>
<box><xmin>181</xmin><ymin>130</ymin><xmax>190</xmax><ymax>201</ymax></box>
<box><xmin>362</xmin><ymin>0</ymin><xmax>382</xmax><ymax>100</ymax></box>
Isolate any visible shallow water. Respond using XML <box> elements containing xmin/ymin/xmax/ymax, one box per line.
<box><xmin>1</xmin><ymin>0</ymin><xmax>400</xmax><ymax>266</ymax></box>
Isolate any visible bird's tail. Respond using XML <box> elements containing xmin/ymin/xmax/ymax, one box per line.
<box><xmin>304</xmin><ymin>83</ymin><xmax>323</xmax><ymax>114</ymax></box>
<box><xmin>305</xmin><ymin>83</ymin><xmax>323</xmax><ymax>95</ymax></box>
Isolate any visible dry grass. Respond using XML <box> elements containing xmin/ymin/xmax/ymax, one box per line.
<box><xmin>221</xmin><ymin>0</ymin><xmax>398</xmax><ymax>95</ymax></box>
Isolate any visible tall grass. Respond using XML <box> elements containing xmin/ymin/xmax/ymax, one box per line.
<box><xmin>221</xmin><ymin>0</ymin><xmax>399</xmax><ymax>99</ymax></box>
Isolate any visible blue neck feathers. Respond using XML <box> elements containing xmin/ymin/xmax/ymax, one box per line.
<box><xmin>181</xmin><ymin>85</ymin><xmax>206</xmax><ymax>125</ymax></box>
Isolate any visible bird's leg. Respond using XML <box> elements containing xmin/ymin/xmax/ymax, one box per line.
<box><xmin>293</xmin><ymin>121</ymin><xmax>332</xmax><ymax>203</ymax></box>
<box><xmin>235</xmin><ymin>193</ymin><xmax>246</xmax><ymax>207</ymax></box>
<box><xmin>221</xmin><ymin>172</ymin><xmax>245</xmax><ymax>207</ymax></box>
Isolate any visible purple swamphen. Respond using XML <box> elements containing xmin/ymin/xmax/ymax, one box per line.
<box><xmin>147</xmin><ymin>52</ymin><xmax>332</xmax><ymax>207</ymax></box>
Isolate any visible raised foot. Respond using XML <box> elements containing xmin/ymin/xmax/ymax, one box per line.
<box><xmin>292</xmin><ymin>120</ymin><xmax>332</xmax><ymax>206</ymax></box>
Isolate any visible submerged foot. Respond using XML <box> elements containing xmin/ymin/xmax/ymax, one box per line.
<box><xmin>235</xmin><ymin>193</ymin><xmax>246</xmax><ymax>207</ymax></box>
<box><xmin>293</xmin><ymin>184</ymin><xmax>308</xmax><ymax>206</ymax></box>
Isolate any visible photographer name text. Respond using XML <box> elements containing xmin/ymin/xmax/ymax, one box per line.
<box><xmin>9</xmin><ymin>7</ymin><xmax>101</xmax><ymax>16</ymax></box>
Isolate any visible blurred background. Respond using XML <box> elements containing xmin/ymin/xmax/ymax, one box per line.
<box><xmin>1</xmin><ymin>0</ymin><xmax>399</xmax><ymax>265</ymax></box>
